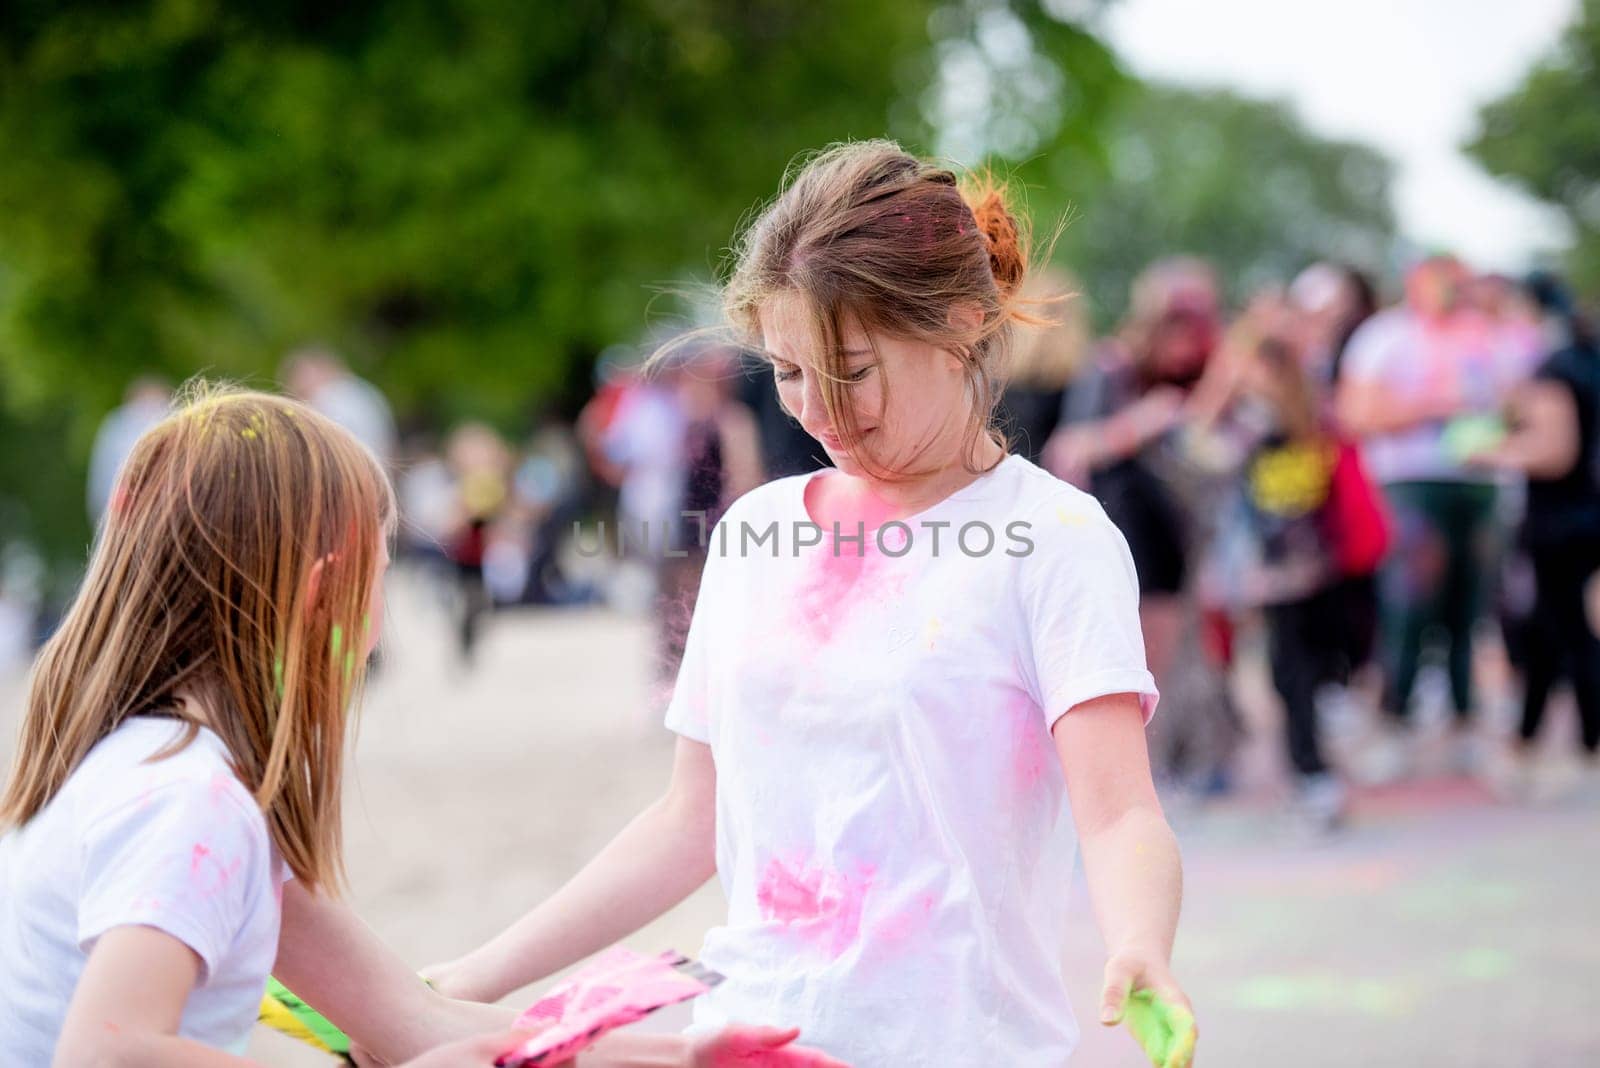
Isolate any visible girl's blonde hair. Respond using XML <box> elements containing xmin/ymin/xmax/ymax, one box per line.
<box><xmin>718</xmin><ymin>139</ymin><xmax>1044</xmax><ymax>477</ymax></box>
<box><xmin>0</xmin><ymin>383</ymin><xmax>395</xmax><ymax>892</ymax></box>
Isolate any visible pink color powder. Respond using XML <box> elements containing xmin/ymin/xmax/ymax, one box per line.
<box><xmin>756</xmin><ymin>856</ymin><xmax>873</xmax><ymax>957</ymax></box>
<box><xmin>1009</xmin><ymin>692</ymin><xmax>1050</xmax><ymax>794</ymax></box>
<box><xmin>874</xmin><ymin>892</ymin><xmax>938</xmax><ymax>944</ymax></box>
<box><xmin>189</xmin><ymin>842</ymin><xmax>241</xmax><ymax>897</ymax></box>
<box><xmin>498</xmin><ymin>948</ymin><xmax>717</xmax><ymax>1067</ymax></box>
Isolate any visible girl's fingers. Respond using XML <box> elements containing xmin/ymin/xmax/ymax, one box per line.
<box><xmin>1099</xmin><ymin>960</ymin><xmax>1139</xmax><ymax>1025</ymax></box>
<box><xmin>737</xmin><ymin>1025</ymin><xmax>801</xmax><ymax>1048</ymax></box>
<box><xmin>1164</xmin><ymin>1016</ymin><xmax>1198</xmax><ymax>1068</ymax></box>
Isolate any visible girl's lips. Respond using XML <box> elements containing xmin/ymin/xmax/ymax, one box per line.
<box><xmin>820</xmin><ymin>428</ymin><xmax>873</xmax><ymax>448</ymax></box>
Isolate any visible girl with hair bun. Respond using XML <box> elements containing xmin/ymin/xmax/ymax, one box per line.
<box><xmin>431</xmin><ymin>141</ymin><xmax>1195</xmax><ymax>1066</ymax></box>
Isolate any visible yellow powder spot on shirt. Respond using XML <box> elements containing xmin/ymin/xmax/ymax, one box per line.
<box><xmin>1056</xmin><ymin>508</ymin><xmax>1091</xmax><ymax>527</ymax></box>
<box><xmin>924</xmin><ymin>616</ymin><xmax>943</xmax><ymax>649</ymax></box>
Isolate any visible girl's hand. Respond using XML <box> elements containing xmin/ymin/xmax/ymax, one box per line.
<box><xmin>419</xmin><ymin>956</ymin><xmax>483</xmax><ymax>1002</ymax></box>
<box><xmin>1100</xmin><ymin>951</ymin><xmax>1196</xmax><ymax>1068</ymax></box>
<box><xmin>351</xmin><ymin>996</ymin><xmax>522</xmax><ymax>1067</ymax></box>
<box><xmin>688</xmin><ymin>1025</ymin><xmax>851</xmax><ymax>1068</ymax></box>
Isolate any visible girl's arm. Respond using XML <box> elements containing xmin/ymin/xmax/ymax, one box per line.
<box><xmin>53</xmin><ymin>925</ymin><xmax>527</xmax><ymax>1068</ymax></box>
<box><xmin>54</xmin><ymin>925</ymin><xmax>254</xmax><ymax>1067</ymax></box>
<box><xmin>274</xmin><ymin>881</ymin><xmax>517</xmax><ymax>1063</ymax></box>
<box><xmin>429</xmin><ymin>736</ymin><xmax>719</xmax><ymax>1003</ymax></box>
<box><xmin>1055</xmin><ymin>692</ymin><xmax>1196</xmax><ymax>1068</ymax></box>
<box><xmin>1468</xmin><ymin>379</ymin><xmax>1580</xmax><ymax>479</ymax></box>
<box><xmin>1335</xmin><ymin>375</ymin><xmax>1458</xmax><ymax>437</ymax></box>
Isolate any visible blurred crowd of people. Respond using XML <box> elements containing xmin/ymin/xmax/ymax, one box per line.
<box><xmin>64</xmin><ymin>251</ymin><xmax>1600</xmax><ymax>827</ymax></box>
<box><xmin>1029</xmin><ymin>254</ymin><xmax>1599</xmax><ymax>826</ymax></box>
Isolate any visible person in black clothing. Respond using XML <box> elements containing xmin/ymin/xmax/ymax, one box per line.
<box><xmin>1290</xmin><ymin>262</ymin><xmax>1382</xmax><ymax>675</ymax></box>
<box><xmin>1470</xmin><ymin>273</ymin><xmax>1600</xmax><ymax>786</ymax></box>
<box><xmin>1189</xmin><ymin>298</ymin><xmax>1350</xmax><ymax>827</ymax></box>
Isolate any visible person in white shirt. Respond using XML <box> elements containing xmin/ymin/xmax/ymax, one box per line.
<box><xmin>428</xmin><ymin>141</ymin><xmax>1197</xmax><ymax>1068</ymax></box>
<box><xmin>1</xmin><ymin>386</ymin><xmax>827</xmax><ymax>1068</ymax></box>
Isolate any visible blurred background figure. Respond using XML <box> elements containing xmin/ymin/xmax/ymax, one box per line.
<box><xmin>1336</xmin><ymin>255</ymin><xmax>1536</xmax><ymax>777</ymax></box>
<box><xmin>1187</xmin><ymin>298</ymin><xmax>1369</xmax><ymax>828</ymax></box>
<box><xmin>1045</xmin><ymin>256</ymin><xmax>1220</xmax><ymax>674</ymax></box>
<box><xmin>1468</xmin><ymin>274</ymin><xmax>1600</xmax><ymax>798</ymax></box>
<box><xmin>442</xmin><ymin>423</ymin><xmax>514</xmax><ymax>666</ymax></box>
<box><xmin>1288</xmin><ymin>263</ymin><xmax>1386</xmax><ymax>735</ymax></box>
<box><xmin>513</xmin><ymin>408</ymin><xmax>591</xmax><ymax>606</ymax></box>
<box><xmin>646</xmin><ymin>341</ymin><xmax>763</xmax><ymax>704</ymax></box>
<box><xmin>282</xmin><ymin>345</ymin><xmax>399</xmax><ymax>471</ymax></box>
<box><xmin>1044</xmin><ymin>257</ymin><xmax>1241</xmax><ymax>794</ymax></box>
<box><xmin>86</xmin><ymin>377</ymin><xmax>171</xmax><ymax>523</ymax></box>
<box><xmin>996</xmin><ymin>268</ymin><xmax>1092</xmax><ymax>464</ymax></box>
<box><xmin>1290</xmin><ymin>262</ymin><xmax>1380</xmax><ymax>387</ymax></box>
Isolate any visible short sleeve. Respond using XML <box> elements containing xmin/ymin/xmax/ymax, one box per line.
<box><xmin>1017</xmin><ymin>495</ymin><xmax>1159</xmax><ymax>728</ymax></box>
<box><xmin>77</xmin><ymin>778</ymin><xmax>269</xmax><ymax>982</ymax></box>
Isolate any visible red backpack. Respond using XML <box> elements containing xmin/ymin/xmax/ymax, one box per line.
<box><xmin>1323</xmin><ymin>438</ymin><xmax>1391</xmax><ymax>577</ymax></box>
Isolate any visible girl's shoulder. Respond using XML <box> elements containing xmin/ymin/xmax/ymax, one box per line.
<box><xmin>71</xmin><ymin>718</ymin><xmax>266</xmax><ymax>840</ymax></box>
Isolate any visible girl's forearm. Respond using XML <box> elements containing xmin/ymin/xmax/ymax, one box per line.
<box><xmin>448</xmin><ymin>793</ymin><xmax>716</xmax><ymax>1002</ymax></box>
<box><xmin>57</xmin><ymin>1035</ymin><xmax>257</xmax><ymax>1068</ymax></box>
<box><xmin>576</xmin><ymin>1031</ymin><xmax>691</xmax><ymax>1068</ymax></box>
<box><xmin>1078</xmin><ymin>806</ymin><xmax>1183</xmax><ymax>960</ymax></box>
<box><xmin>273</xmin><ymin>883</ymin><xmax>448</xmax><ymax>1059</ymax></box>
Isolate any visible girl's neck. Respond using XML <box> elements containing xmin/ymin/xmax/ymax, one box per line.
<box><xmin>829</xmin><ymin>436</ymin><xmax>1006</xmax><ymax>524</ymax></box>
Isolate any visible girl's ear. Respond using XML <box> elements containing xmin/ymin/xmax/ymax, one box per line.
<box><xmin>946</xmin><ymin>301</ymin><xmax>984</xmax><ymax>336</ymax></box>
<box><xmin>304</xmin><ymin>554</ymin><xmax>331</xmax><ymax>607</ymax></box>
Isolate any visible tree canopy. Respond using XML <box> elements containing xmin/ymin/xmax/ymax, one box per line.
<box><xmin>1468</xmin><ymin>0</ymin><xmax>1600</xmax><ymax>290</ymax></box>
<box><xmin>0</xmin><ymin>1</ymin><xmax>1402</xmax><ymax>586</ymax></box>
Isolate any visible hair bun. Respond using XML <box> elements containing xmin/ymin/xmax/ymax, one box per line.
<box><xmin>963</xmin><ymin>184</ymin><xmax>1026</xmax><ymax>300</ymax></box>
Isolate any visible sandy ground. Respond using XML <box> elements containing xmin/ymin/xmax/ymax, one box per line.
<box><xmin>3</xmin><ymin>567</ymin><xmax>1598</xmax><ymax>1066</ymax></box>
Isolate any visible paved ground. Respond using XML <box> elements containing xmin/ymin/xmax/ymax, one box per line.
<box><xmin>4</xmin><ymin>569</ymin><xmax>1596</xmax><ymax>1065</ymax></box>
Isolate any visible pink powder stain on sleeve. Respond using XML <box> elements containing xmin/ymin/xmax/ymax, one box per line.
<box><xmin>207</xmin><ymin>770</ymin><xmax>236</xmax><ymax>805</ymax></box>
<box><xmin>189</xmin><ymin>842</ymin><xmax>242</xmax><ymax>897</ymax></box>
<box><xmin>756</xmin><ymin>855</ymin><xmax>873</xmax><ymax>957</ymax></box>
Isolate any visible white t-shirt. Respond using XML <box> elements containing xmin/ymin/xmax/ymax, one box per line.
<box><xmin>0</xmin><ymin>717</ymin><xmax>286</xmax><ymax>1062</ymax></box>
<box><xmin>665</xmin><ymin>454</ymin><xmax>1158</xmax><ymax>1065</ymax></box>
<box><xmin>1341</xmin><ymin>308</ymin><xmax>1531</xmax><ymax>485</ymax></box>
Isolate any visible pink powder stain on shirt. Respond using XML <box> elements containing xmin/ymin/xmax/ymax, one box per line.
<box><xmin>189</xmin><ymin>842</ymin><xmax>242</xmax><ymax>897</ymax></box>
<box><xmin>874</xmin><ymin>892</ymin><xmax>938</xmax><ymax>944</ymax></box>
<box><xmin>1009</xmin><ymin>692</ymin><xmax>1051</xmax><ymax>795</ymax></box>
<box><xmin>795</xmin><ymin>474</ymin><xmax>911</xmax><ymax>645</ymax></box>
<box><xmin>207</xmin><ymin>770</ymin><xmax>235</xmax><ymax>805</ymax></box>
<box><xmin>756</xmin><ymin>855</ymin><xmax>873</xmax><ymax>957</ymax></box>
<box><xmin>795</xmin><ymin>539</ymin><xmax>869</xmax><ymax>645</ymax></box>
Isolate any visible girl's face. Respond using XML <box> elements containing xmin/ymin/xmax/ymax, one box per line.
<box><xmin>759</xmin><ymin>290</ymin><xmax>970</xmax><ymax>478</ymax></box>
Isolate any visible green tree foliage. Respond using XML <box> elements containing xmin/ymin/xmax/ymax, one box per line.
<box><xmin>1468</xmin><ymin>0</ymin><xmax>1600</xmax><ymax>291</ymax></box>
<box><xmin>1021</xmin><ymin>83</ymin><xmax>1396</xmax><ymax>326</ymax></box>
<box><xmin>0</xmin><ymin>0</ymin><xmax>1121</xmax><ymax>580</ymax></box>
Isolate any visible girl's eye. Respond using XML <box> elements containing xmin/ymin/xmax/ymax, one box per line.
<box><xmin>773</xmin><ymin>365</ymin><xmax>802</xmax><ymax>383</ymax></box>
<box><xmin>846</xmin><ymin>366</ymin><xmax>875</xmax><ymax>383</ymax></box>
